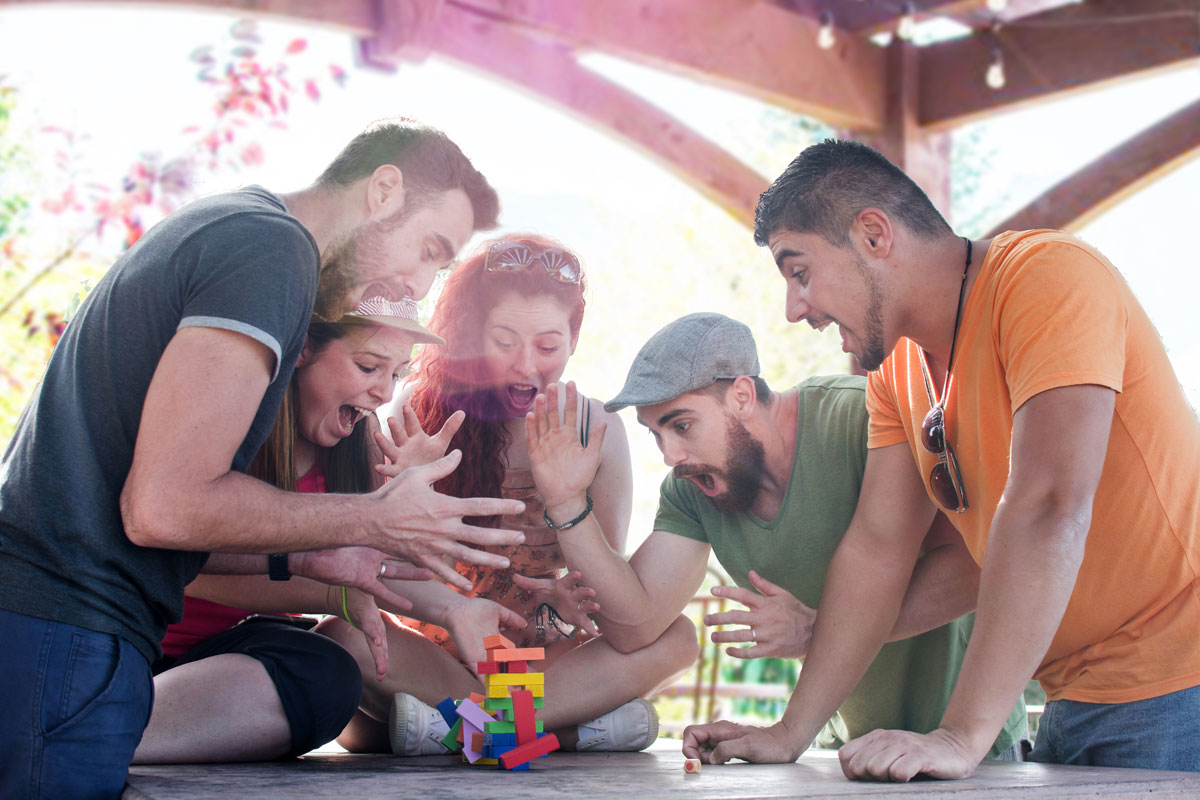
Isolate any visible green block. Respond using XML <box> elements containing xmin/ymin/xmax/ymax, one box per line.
<box><xmin>482</xmin><ymin>696</ymin><xmax>544</xmax><ymax>713</ymax></box>
<box><xmin>484</xmin><ymin>719</ymin><xmax>544</xmax><ymax>734</ymax></box>
<box><xmin>441</xmin><ymin>718</ymin><xmax>463</xmax><ymax>752</ymax></box>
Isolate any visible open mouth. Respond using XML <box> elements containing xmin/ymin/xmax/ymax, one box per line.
<box><xmin>337</xmin><ymin>405</ymin><xmax>371</xmax><ymax>435</ymax></box>
<box><xmin>687</xmin><ymin>473</ymin><xmax>718</xmax><ymax>496</ymax></box>
<box><xmin>507</xmin><ymin>384</ymin><xmax>538</xmax><ymax>410</ymax></box>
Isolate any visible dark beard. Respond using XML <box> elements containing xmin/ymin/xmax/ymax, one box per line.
<box><xmin>313</xmin><ymin>200</ymin><xmax>422</xmax><ymax>320</ymax></box>
<box><xmin>675</xmin><ymin>415</ymin><xmax>766</xmax><ymax>515</ymax></box>
<box><xmin>853</xmin><ymin>251</ymin><xmax>888</xmax><ymax>372</ymax></box>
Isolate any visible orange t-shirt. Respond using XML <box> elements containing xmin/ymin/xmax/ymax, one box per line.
<box><xmin>867</xmin><ymin>230</ymin><xmax>1200</xmax><ymax>704</ymax></box>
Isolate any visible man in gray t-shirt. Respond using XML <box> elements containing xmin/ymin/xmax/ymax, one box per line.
<box><xmin>523</xmin><ymin>312</ymin><xmax>1023</xmax><ymax>767</ymax></box>
<box><xmin>0</xmin><ymin>120</ymin><xmax>524</xmax><ymax>799</ymax></box>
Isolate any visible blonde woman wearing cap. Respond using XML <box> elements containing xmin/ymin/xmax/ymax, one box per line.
<box><xmin>322</xmin><ymin>235</ymin><xmax>699</xmax><ymax>756</ymax></box>
<box><xmin>131</xmin><ymin>298</ymin><xmax>521</xmax><ymax>764</ymax></box>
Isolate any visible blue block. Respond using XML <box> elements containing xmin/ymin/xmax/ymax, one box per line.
<box><xmin>484</xmin><ymin>732</ymin><xmax>517</xmax><ymax>747</ymax></box>
<box><xmin>435</xmin><ymin>697</ymin><xmax>460</xmax><ymax>728</ymax></box>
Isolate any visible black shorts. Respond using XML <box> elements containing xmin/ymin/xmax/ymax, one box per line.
<box><xmin>154</xmin><ymin>616</ymin><xmax>361</xmax><ymax>757</ymax></box>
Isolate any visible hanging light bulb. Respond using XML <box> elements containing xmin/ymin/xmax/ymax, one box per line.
<box><xmin>986</xmin><ymin>0</ymin><xmax>1008</xmax><ymax>12</ymax></box>
<box><xmin>897</xmin><ymin>4</ymin><xmax>917</xmax><ymax>41</ymax></box>
<box><xmin>986</xmin><ymin>46</ymin><xmax>1006</xmax><ymax>89</ymax></box>
<box><xmin>818</xmin><ymin>12</ymin><xmax>836</xmax><ymax>50</ymax></box>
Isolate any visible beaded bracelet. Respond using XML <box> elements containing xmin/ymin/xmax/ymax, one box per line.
<box><xmin>542</xmin><ymin>494</ymin><xmax>594</xmax><ymax>531</ymax></box>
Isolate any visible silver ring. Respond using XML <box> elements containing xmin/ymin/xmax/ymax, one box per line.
<box><xmin>379</xmin><ymin>562</ymin><xmax>387</xmax><ymax>578</ymax></box>
<box><xmin>750</xmin><ymin>627</ymin><xmax>756</xmax><ymax>643</ymax></box>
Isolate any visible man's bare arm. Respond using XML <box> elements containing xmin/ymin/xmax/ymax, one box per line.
<box><xmin>121</xmin><ymin>327</ymin><xmax>523</xmax><ymax>585</ymax></box>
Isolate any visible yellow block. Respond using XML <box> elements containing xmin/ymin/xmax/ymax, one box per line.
<box><xmin>485</xmin><ymin>682</ymin><xmax>545</xmax><ymax>698</ymax></box>
<box><xmin>483</xmin><ymin>672</ymin><xmax>544</xmax><ymax>688</ymax></box>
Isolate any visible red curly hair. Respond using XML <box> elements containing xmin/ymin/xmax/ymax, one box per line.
<box><xmin>409</xmin><ymin>234</ymin><xmax>587</xmax><ymax>521</ymax></box>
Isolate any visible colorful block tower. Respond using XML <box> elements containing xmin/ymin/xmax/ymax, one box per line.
<box><xmin>436</xmin><ymin>633</ymin><xmax>560</xmax><ymax>770</ymax></box>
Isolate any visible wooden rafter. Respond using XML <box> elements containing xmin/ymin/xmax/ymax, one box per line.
<box><xmin>919</xmin><ymin>0</ymin><xmax>1200</xmax><ymax>128</ymax></box>
<box><xmin>445</xmin><ymin>0</ymin><xmax>887</xmax><ymax>131</ymax></box>
<box><xmin>419</xmin><ymin>4</ymin><xmax>768</xmax><ymax>226</ymax></box>
<box><xmin>987</xmin><ymin>95</ymin><xmax>1200</xmax><ymax>234</ymax></box>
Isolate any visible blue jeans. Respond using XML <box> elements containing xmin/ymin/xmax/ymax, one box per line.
<box><xmin>1028</xmin><ymin>684</ymin><xmax>1200</xmax><ymax>771</ymax></box>
<box><xmin>0</xmin><ymin>609</ymin><xmax>154</xmax><ymax>799</ymax></box>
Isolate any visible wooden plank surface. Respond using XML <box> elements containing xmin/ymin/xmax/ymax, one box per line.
<box><xmin>123</xmin><ymin>739</ymin><xmax>1200</xmax><ymax>799</ymax></box>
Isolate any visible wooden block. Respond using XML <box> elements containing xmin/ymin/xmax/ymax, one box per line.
<box><xmin>468</xmin><ymin>691</ymin><xmax>486</xmax><ymax>705</ymax></box>
<box><xmin>511</xmin><ymin>689</ymin><xmax>537</xmax><ymax>745</ymax></box>
<box><xmin>482</xmin><ymin>633</ymin><xmax>515</xmax><ymax>651</ymax></box>
<box><xmin>684</xmin><ymin>758</ymin><xmax>702</xmax><ymax>774</ymax></box>
<box><xmin>440</xmin><ymin>718</ymin><xmax>463</xmax><ymax>752</ymax></box>
<box><xmin>462</xmin><ymin>720</ymin><xmax>484</xmax><ymax>763</ymax></box>
<box><xmin>454</xmin><ymin>698</ymin><xmax>496</xmax><ymax>731</ymax></box>
<box><xmin>503</xmin><ymin>660</ymin><xmax>529</xmax><ymax>673</ymax></box>
<box><xmin>473</xmin><ymin>757</ymin><xmax>499</xmax><ymax>766</ymax></box>
<box><xmin>435</xmin><ymin>697</ymin><xmax>460</xmax><ymax>728</ymax></box>
<box><xmin>483</xmin><ymin>696</ymin><xmax>543</xmax><ymax>712</ymax></box>
<box><xmin>500</xmin><ymin>732</ymin><xmax>560</xmax><ymax>770</ymax></box>
<box><xmin>483</xmin><ymin>672</ymin><xmax>544</xmax><ymax>687</ymax></box>
<box><xmin>491</xmin><ymin>647</ymin><xmax>545</xmax><ymax>662</ymax></box>
<box><xmin>485</xmin><ymin>682</ymin><xmax>544</xmax><ymax>698</ymax></box>
<box><xmin>477</xmin><ymin>661</ymin><xmax>501</xmax><ymax>675</ymax></box>
<box><xmin>484</xmin><ymin>719</ymin><xmax>543</xmax><ymax>734</ymax></box>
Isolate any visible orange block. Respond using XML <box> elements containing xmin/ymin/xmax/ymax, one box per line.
<box><xmin>482</xmin><ymin>633</ymin><xmax>516</xmax><ymax>651</ymax></box>
<box><xmin>468</xmin><ymin>692</ymin><xmax>485</xmax><ymax>705</ymax></box>
<box><xmin>492</xmin><ymin>647</ymin><xmax>545</xmax><ymax>662</ymax></box>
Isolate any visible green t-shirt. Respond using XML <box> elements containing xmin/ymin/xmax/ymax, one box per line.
<box><xmin>653</xmin><ymin>375</ymin><xmax>1024</xmax><ymax>756</ymax></box>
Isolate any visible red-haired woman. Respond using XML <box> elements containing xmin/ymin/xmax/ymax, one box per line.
<box><xmin>325</xmin><ymin>235</ymin><xmax>699</xmax><ymax>755</ymax></box>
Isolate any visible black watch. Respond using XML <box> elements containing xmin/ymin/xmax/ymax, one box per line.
<box><xmin>268</xmin><ymin>553</ymin><xmax>291</xmax><ymax>582</ymax></box>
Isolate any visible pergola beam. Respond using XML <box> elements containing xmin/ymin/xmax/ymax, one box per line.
<box><xmin>919</xmin><ymin>0</ymin><xmax>1200</xmax><ymax>128</ymax></box>
<box><xmin>445</xmin><ymin>0</ymin><xmax>887</xmax><ymax>131</ymax></box>
<box><xmin>987</xmin><ymin>95</ymin><xmax>1200</xmax><ymax>234</ymax></box>
<box><xmin>422</xmin><ymin>4</ymin><xmax>769</xmax><ymax>226</ymax></box>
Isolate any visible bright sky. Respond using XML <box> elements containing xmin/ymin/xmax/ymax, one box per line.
<box><xmin>2</xmin><ymin>4</ymin><xmax>1197</xmax><ymax>540</ymax></box>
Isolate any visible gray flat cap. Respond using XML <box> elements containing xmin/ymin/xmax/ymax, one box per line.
<box><xmin>605</xmin><ymin>312</ymin><xmax>760</xmax><ymax>412</ymax></box>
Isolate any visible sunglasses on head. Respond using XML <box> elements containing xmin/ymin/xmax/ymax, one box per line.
<box><xmin>484</xmin><ymin>241</ymin><xmax>582</xmax><ymax>284</ymax></box>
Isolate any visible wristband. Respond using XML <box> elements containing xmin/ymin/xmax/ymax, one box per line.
<box><xmin>542</xmin><ymin>494</ymin><xmax>594</xmax><ymax>531</ymax></box>
<box><xmin>340</xmin><ymin>586</ymin><xmax>359</xmax><ymax>630</ymax></box>
<box><xmin>268</xmin><ymin>553</ymin><xmax>290</xmax><ymax>581</ymax></box>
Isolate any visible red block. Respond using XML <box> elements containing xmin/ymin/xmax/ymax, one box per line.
<box><xmin>511</xmin><ymin>689</ymin><xmax>537</xmax><ymax>745</ymax></box>
<box><xmin>499</xmin><ymin>733</ymin><xmax>560</xmax><ymax>770</ymax></box>
<box><xmin>504</xmin><ymin>660</ymin><xmax>528</xmax><ymax>673</ymax></box>
<box><xmin>477</xmin><ymin>661</ymin><xmax>500</xmax><ymax>675</ymax></box>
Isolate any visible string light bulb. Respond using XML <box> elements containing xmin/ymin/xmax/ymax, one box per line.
<box><xmin>897</xmin><ymin>4</ymin><xmax>917</xmax><ymax>41</ymax></box>
<box><xmin>817</xmin><ymin>12</ymin><xmax>836</xmax><ymax>49</ymax></box>
<box><xmin>986</xmin><ymin>46</ymin><xmax>1006</xmax><ymax>89</ymax></box>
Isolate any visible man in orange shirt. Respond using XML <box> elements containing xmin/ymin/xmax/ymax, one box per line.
<box><xmin>682</xmin><ymin>139</ymin><xmax>1200</xmax><ymax>777</ymax></box>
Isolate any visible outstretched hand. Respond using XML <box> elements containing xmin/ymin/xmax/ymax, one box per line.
<box><xmin>374</xmin><ymin>406</ymin><xmax>466</xmax><ymax>479</ymax></box>
<box><xmin>292</xmin><ymin>546</ymin><xmax>430</xmax><ymax>612</ymax></box>
<box><xmin>512</xmin><ymin>569</ymin><xmax>600</xmax><ymax>638</ymax></box>
<box><xmin>444</xmin><ymin>597</ymin><xmax>527</xmax><ymax>677</ymax></box>
<box><xmin>331</xmin><ymin>584</ymin><xmax>391</xmax><ymax>680</ymax></box>
<box><xmin>525</xmin><ymin>382</ymin><xmax>607</xmax><ymax>512</ymax></box>
<box><xmin>368</xmin><ymin>449</ymin><xmax>526</xmax><ymax>590</ymax></box>
<box><xmin>706</xmin><ymin>570</ymin><xmax>817</xmax><ymax>659</ymax></box>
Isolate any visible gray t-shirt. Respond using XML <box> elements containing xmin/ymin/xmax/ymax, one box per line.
<box><xmin>0</xmin><ymin>185</ymin><xmax>318</xmax><ymax>662</ymax></box>
<box><xmin>654</xmin><ymin>374</ymin><xmax>1024</xmax><ymax>756</ymax></box>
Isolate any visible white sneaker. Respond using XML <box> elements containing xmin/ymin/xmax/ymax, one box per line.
<box><xmin>389</xmin><ymin>693</ymin><xmax>451</xmax><ymax>756</ymax></box>
<box><xmin>575</xmin><ymin>698</ymin><xmax>659</xmax><ymax>752</ymax></box>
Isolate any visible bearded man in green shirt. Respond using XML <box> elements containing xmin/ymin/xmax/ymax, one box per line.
<box><xmin>525</xmin><ymin>312</ymin><xmax>1026</xmax><ymax>759</ymax></box>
